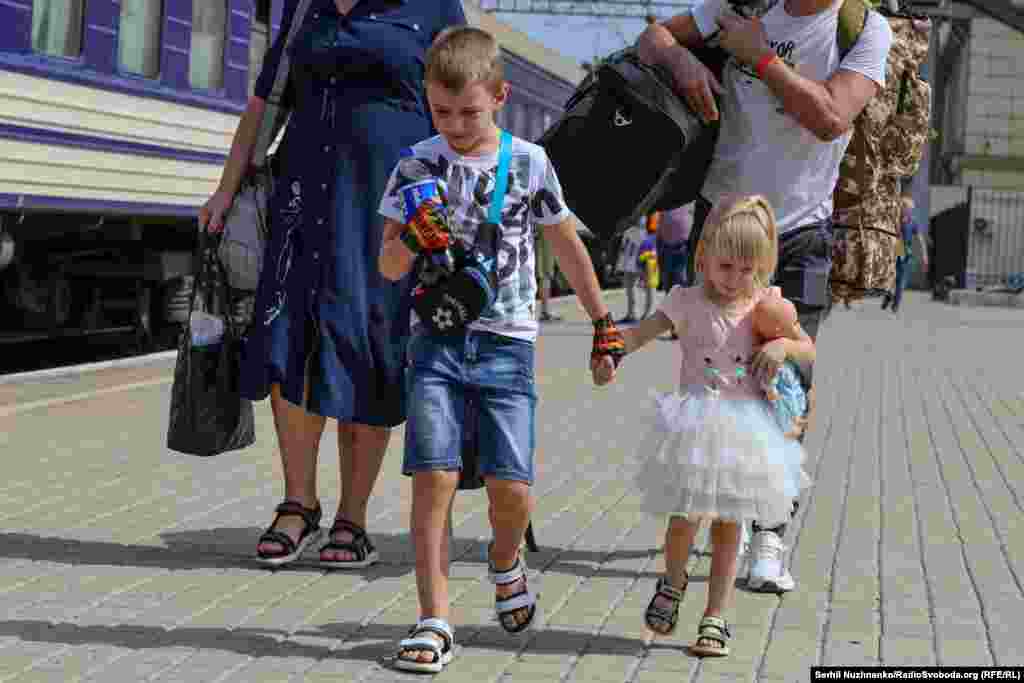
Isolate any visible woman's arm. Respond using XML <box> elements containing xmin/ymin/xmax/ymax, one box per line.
<box><xmin>379</xmin><ymin>218</ymin><xmax>417</xmax><ymax>281</ymax></box>
<box><xmin>198</xmin><ymin>96</ymin><xmax>267</xmax><ymax>232</ymax></box>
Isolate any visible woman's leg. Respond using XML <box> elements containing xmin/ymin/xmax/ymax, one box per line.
<box><xmin>257</xmin><ymin>384</ymin><xmax>326</xmax><ymax>555</ymax></box>
<box><xmin>622</xmin><ymin>272</ymin><xmax>637</xmax><ymax>320</ymax></box>
<box><xmin>321</xmin><ymin>422</ymin><xmax>392</xmax><ymax>562</ymax></box>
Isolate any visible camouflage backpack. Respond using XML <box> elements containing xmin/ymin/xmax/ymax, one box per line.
<box><xmin>830</xmin><ymin>1</ymin><xmax>932</xmax><ymax>304</ymax></box>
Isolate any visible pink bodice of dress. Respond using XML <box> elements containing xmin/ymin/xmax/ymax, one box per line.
<box><xmin>659</xmin><ymin>285</ymin><xmax>778</xmax><ymax>400</ymax></box>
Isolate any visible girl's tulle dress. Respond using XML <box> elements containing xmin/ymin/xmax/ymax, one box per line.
<box><xmin>634</xmin><ymin>285</ymin><xmax>811</xmax><ymax>527</ymax></box>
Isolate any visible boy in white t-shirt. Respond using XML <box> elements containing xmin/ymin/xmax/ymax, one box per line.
<box><xmin>637</xmin><ymin>0</ymin><xmax>892</xmax><ymax>594</ymax></box>
<box><xmin>378</xmin><ymin>26</ymin><xmax>624</xmax><ymax>673</ymax></box>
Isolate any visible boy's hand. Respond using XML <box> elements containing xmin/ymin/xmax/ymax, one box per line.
<box><xmin>591</xmin><ymin>313</ymin><xmax>626</xmax><ymax>369</ymax></box>
<box><xmin>400</xmin><ymin>198</ymin><xmax>451</xmax><ymax>254</ymax></box>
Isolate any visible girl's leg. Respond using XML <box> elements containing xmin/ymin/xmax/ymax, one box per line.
<box><xmin>401</xmin><ymin>470</ymin><xmax>460</xmax><ymax>664</ymax></box>
<box><xmin>701</xmin><ymin>519</ymin><xmax>742</xmax><ymax>629</ymax></box>
<box><xmin>665</xmin><ymin>515</ymin><xmax>699</xmax><ymax>587</ymax></box>
<box><xmin>646</xmin><ymin>515</ymin><xmax>700</xmax><ymax>633</ymax></box>
<box><xmin>257</xmin><ymin>384</ymin><xmax>326</xmax><ymax>556</ymax></box>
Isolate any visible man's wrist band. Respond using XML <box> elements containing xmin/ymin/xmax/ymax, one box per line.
<box><xmin>755</xmin><ymin>53</ymin><xmax>779</xmax><ymax>79</ymax></box>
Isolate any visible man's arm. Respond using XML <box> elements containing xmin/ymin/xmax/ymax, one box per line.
<box><xmin>760</xmin><ymin>63</ymin><xmax>880</xmax><ymax>142</ymax></box>
<box><xmin>636</xmin><ymin>8</ymin><xmax>723</xmax><ymax>122</ymax></box>
<box><xmin>542</xmin><ymin>217</ymin><xmax>610</xmax><ymax>322</ymax></box>
<box><xmin>716</xmin><ymin>11</ymin><xmax>892</xmax><ymax>141</ymax></box>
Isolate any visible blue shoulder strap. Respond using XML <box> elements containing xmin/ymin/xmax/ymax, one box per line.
<box><xmin>488</xmin><ymin>130</ymin><xmax>513</xmax><ymax>225</ymax></box>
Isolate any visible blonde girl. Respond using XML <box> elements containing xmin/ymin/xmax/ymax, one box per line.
<box><xmin>595</xmin><ymin>195</ymin><xmax>814</xmax><ymax>657</ymax></box>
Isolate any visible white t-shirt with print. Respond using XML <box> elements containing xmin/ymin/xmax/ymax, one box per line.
<box><xmin>691</xmin><ymin>0</ymin><xmax>892</xmax><ymax>234</ymax></box>
<box><xmin>379</xmin><ymin>134</ymin><xmax>571</xmax><ymax>343</ymax></box>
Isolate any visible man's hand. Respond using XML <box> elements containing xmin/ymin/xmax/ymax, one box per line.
<box><xmin>663</xmin><ymin>46</ymin><xmax>723</xmax><ymax>123</ymax></box>
<box><xmin>717</xmin><ymin>11</ymin><xmax>774</xmax><ymax>67</ymax></box>
<box><xmin>400</xmin><ymin>198</ymin><xmax>451</xmax><ymax>254</ymax></box>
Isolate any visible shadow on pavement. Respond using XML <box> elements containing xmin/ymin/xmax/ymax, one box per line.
<box><xmin>0</xmin><ymin>532</ymin><xmax>667</xmax><ymax>582</ymax></box>
<box><xmin>0</xmin><ymin>619</ymin><xmax>669</xmax><ymax>664</ymax></box>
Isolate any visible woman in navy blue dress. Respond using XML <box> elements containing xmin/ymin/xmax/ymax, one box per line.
<box><xmin>200</xmin><ymin>0</ymin><xmax>466</xmax><ymax>568</ymax></box>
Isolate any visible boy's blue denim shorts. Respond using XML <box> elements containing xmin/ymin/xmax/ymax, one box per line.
<box><xmin>404</xmin><ymin>328</ymin><xmax>537</xmax><ymax>484</ymax></box>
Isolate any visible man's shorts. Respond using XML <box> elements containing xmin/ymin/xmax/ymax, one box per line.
<box><xmin>535</xmin><ymin>232</ymin><xmax>556</xmax><ymax>284</ymax></box>
<box><xmin>404</xmin><ymin>329</ymin><xmax>537</xmax><ymax>484</ymax></box>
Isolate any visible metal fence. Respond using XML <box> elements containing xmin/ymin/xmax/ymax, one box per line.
<box><xmin>966</xmin><ymin>187</ymin><xmax>1024</xmax><ymax>290</ymax></box>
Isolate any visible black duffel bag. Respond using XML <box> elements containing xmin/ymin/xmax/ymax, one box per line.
<box><xmin>538</xmin><ymin>47</ymin><xmax>719</xmax><ymax>242</ymax></box>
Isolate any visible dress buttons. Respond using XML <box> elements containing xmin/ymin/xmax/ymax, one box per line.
<box><xmin>369</xmin><ymin>13</ymin><xmax>376</xmax><ymax>19</ymax></box>
<box><xmin>323</xmin><ymin>145</ymin><xmax>331</xmax><ymax>152</ymax></box>
<box><xmin>313</xmin><ymin>12</ymin><xmax>319</xmax><ymax>18</ymax></box>
<box><xmin>329</xmin><ymin>77</ymin><xmax>337</xmax><ymax>85</ymax></box>
<box><xmin>413</xmin><ymin>23</ymin><xmax>419</xmax><ymax>30</ymax></box>
<box><xmin>313</xmin><ymin>252</ymin><xmax>320</xmax><ymax>261</ymax></box>
<box><xmin>317</xmin><ymin>218</ymin><xmax>324</xmax><ymax>225</ymax></box>
<box><xmin>321</xmin><ymin>183</ymin><xmax>328</xmax><ymax>190</ymax></box>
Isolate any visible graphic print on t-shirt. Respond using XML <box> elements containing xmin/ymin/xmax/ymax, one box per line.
<box><xmin>380</xmin><ymin>135</ymin><xmax>570</xmax><ymax>341</ymax></box>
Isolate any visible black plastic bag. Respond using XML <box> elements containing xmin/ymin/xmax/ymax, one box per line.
<box><xmin>167</xmin><ymin>232</ymin><xmax>255</xmax><ymax>457</ymax></box>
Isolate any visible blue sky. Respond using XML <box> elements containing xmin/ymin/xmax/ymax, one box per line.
<box><xmin>492</xmin><ymin>11</ymin><xmax>650</xmax><ymax>65</ymax></box>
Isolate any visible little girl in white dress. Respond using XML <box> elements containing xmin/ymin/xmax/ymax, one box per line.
<box><xmin>594</xmin><ymin>195</ymin><xmax>814</xmax><ymax>658</ymax></box>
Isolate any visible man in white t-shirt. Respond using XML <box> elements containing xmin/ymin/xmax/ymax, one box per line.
<box><xmin>638</xmin><ymin>0</ymin><xmax>892</xmax><ymax>595</ymax></box>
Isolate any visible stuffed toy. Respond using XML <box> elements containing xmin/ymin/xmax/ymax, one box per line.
<box><xmin>751</xmin><ymin>294</ymin><xmax>809</xmax><ymax>440</ymax></box>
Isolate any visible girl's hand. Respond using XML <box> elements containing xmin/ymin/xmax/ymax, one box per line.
<box><xmin>591</xmin><ymin>355</ymin><xmax>617</xmax><ymax>386</ymax></box>
<box><xmin>751</xmin><ymin>338</ymin><xmax>788</xmax><ymax>386</ymax></box>
<box><xmin>199</xmin><ymin>189</ymin><xmax>236</xmax><ymax>234</ymax></box>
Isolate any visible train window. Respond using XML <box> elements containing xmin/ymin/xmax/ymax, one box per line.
<box><xmin>118</xmin><ymin>0</ymin><xmax>164</xmax><ymax>78</ymax></box>
<box><xmin>190</xmin><ymin>2</ymin><xmax>228</xmax><ymax>90</ymax></box>
<box><xmin>31</xmin><ymin>0</ymin><xmax>86</xmax><ymax>58</ymax></box>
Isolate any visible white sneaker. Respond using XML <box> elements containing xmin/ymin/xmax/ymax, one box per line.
<box><xmin>746</xmin><ymin>530</ymin><xmax>795</xmax><ymax>593</ymax></box>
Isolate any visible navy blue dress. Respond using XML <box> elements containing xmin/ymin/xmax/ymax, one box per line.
<box><xmin>241</xmin><ymin>0</ymin><xmax>466</xmax><ymax>425</ymax></box>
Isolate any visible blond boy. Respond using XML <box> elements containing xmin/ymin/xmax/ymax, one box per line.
<box><xmin>378</xmin><ymin>27</ymin><xmax>624</xmax><ymax>672</ymax></box>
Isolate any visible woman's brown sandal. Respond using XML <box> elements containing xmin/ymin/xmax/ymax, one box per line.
<box><xmin>689</xmin><ymin>615</ymin><xmax>731</xmax><ymax>657</ymax></box>
<box><xmin>319</xmin><ymin>518</ymin><xmax>379</xmax><ymax>569</ymax></box>
<box><xmin>256</xmin><ymin>500</ymin><xmax>324</xmax><ymax>567</ymax></box>
<box><xmin>644</xmin><ymin>575</ymin><xmax>688</xmax><ymax>635</ymax></box>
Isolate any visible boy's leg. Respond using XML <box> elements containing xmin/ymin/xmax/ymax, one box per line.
<box><xmin>471</xmin><ymin>332</ymin><xmax>538</xmax><ymax>630</ymax></box>
<box><xmin>400</xmin><ymin>334</ymin><xmax>465</xmax><ymax>663</ymax></box>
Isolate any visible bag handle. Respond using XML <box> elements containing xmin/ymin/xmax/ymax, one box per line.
<box><xmin>187</xmin><ymin>231</ymin><xmax>241</xmax><ymax>339</ymax></box>
<box><xmin>488</xmin><ymin>130</ymin><xmax>513</xmax><ymax>225</ymax></box>
<box><xmin>251</xmin><ymin>0</ymin><xmax>316</xmax><ymax>167</ymax></box>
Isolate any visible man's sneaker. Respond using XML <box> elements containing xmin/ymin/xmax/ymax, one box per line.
<box><xmin>746</xmin><ymin>530</ymin><xmax>795</xmax><ymax>593</ymax></box>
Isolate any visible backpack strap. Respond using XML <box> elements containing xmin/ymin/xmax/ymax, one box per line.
<box><xmin>837</xmin><ymin>0</ymin><xmax>872</xmax><ymax>60</ymax></box>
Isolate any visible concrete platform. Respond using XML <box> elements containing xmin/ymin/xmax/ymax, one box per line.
<box><xmin>1</xmin><ymin>290</ymin><xmax>1022</xmax><ymax>682</ymax></box>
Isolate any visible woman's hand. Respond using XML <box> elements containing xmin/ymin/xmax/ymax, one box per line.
<box><xmin>199</xmin><ymin>189</ymin><xmax>236</xmax><ymax>234</ymax></box>
<box><xmin>751</xmin><ymin>338</ymin><xmax>788</xmax><ymax>387</ymax></box>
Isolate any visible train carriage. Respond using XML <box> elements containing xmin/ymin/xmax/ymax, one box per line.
<box><xmin>0</xmin><ymin>0</ymin><xmax>585</xmax><ymax>368</ymax></box>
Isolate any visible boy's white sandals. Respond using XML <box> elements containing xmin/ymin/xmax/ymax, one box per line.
<box><xmin>394</xmin><ymin>617</ymin><xmax>455</xmax><ymax>673</ymax></box>
<box><xmin>489</xmin><ymin>549</ymin><xmax>539</xmax><ymax>633</ymax></box>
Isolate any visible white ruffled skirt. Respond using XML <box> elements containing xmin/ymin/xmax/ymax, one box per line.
<box><xmin>633</xmin><ymin>387</ymin><xmax>812</xmax><ymax>527</ymax></box>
